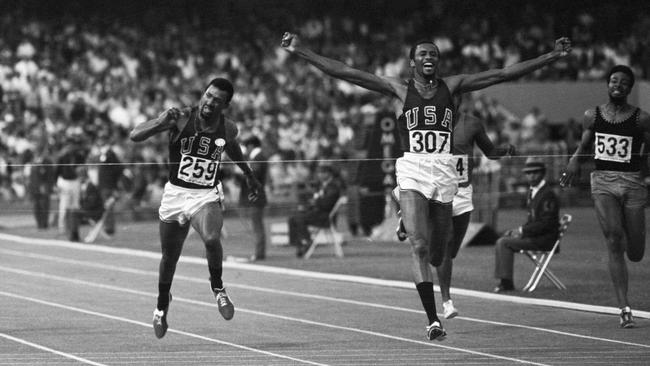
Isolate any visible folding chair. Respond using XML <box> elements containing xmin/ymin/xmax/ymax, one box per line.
<box><xmin>520</xmin><ymin>213</ymin><xmax>572</xmax><ymax>292</ymax></box>
<box><xmin>303</xmin><ymin>196</ymin><xmax>348</xmax><ymax>259</ymax></box>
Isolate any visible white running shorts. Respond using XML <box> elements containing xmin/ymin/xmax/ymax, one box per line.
<box><xmin>395</xmin><ymin>152</ymin><xmax>458</xmax><ymax>203</ymax></box>
<box><xmin>452</xmin><ymin>184</ymin><xmax>474</xmax><ymax>217</ymax></box>
<box><xmin>159</xmin><ymin>182</ymin><xmax>224</xmax><ymax>225</ymax></box>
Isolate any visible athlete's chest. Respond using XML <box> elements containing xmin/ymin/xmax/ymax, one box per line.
<box><xmin>402</xmin><ymin>87</ymin><xmax>454</xmax><ymax>132</ymax></box>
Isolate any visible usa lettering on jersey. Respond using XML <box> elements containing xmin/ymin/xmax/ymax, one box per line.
<box><xmin>404</xmin><ymin>106</ymin><xmax>453</xmax><ymax>130</ymax></box>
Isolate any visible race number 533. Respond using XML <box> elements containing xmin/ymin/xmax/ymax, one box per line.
<box><xmin>595</xmin><ymin>132</ymin><xmax>632</xmax><ymax>163</ymax></box>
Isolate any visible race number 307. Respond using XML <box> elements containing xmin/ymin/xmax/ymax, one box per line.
<box><xmin>409</xmin><ymin>130</ymin><xmax>451</xmax><ymax>154</ymax></box>
<box><xmin>594</xmin><ymin>132</ymin><xmax>632</xmax><ymax>163</ymax></box>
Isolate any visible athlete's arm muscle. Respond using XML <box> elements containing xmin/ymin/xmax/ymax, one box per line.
<box><xmin>130</xmin><ymin>108</ymin><xmax>189</xmax><ymax>142</ymax></box>
<box><xmin>561</xmin><ymin>109</ymin><xmax>595</xmax><ymax>186</ymax></box>
<box><xmin>281</xmin><ymin>32</ymin><xmax>406</xmax><ymax>100</ymax></box>
<box><xmin>445</xmin><ymin>37</ymin><xmax>571</xmax><ymax>95</ymax></box>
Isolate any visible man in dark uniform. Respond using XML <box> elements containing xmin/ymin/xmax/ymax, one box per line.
<box><xmin>94</xmin><ymin>130</ymin><xmax>123</xmax><ymax>236</ymax></box>
<box><xmin>55</xmin><ymin>134</ymin><xmax>88</xmax><ymax>240</ymax></box>
<box><xmin>561</xmin><ymin>65</ymin><xmax>650</xmax><ymax>328</ymax></box>
<box><xmin>28</xmin><ymin>146</ymin><xmax>57</xmax><ymax>229</ymax></box>
<box><xmin>130</xmin><ymin>78</ymin><xmax>261</xmax><ymax>339</ymax></box>
<box><xmin>494</xmin><ymin>158</ymin><xmax>559</xmax><ymax>293</ymax></box>
<box><xmin>288</xmin><ymin>162</ymin><xmax>342</xmax><ymax>257</ymax></box>
<box><xmin>281</xmin><ymin>31</ymin><xmax>571</xmax><ymax>340</ymax></box>
<box><xmin>67</xmin><ymin>165</ymin><xmax>105</xmax><ymax>242</ymax></box>
<box><xmin>238</xmin><ymin>135</ymin><xmax>268</xmax><ymax>261</ymax></box>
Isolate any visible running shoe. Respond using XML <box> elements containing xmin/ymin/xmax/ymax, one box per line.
<box><xmin>214</xmin><ymin>288</ymin><xmax>235</xmax><ymax>320</ymax></box>
<box><xmin>426</xmin><ymin>320</ymin><xmax>446</xmax><ymax>341</ymax></box>
<box><xmin>442</xmin><ymin>300</ymin><xmax>458</xmax><ymax>319</ymax></box>
<box><xmin>620</xmin><ymin>306</ymin><xmax>635</xmax><ymax>328</ymax></box>
<box><xmin>152</xmin><ymin>293</ymin><xmax>172</xmax><ymax>339</ymax></box>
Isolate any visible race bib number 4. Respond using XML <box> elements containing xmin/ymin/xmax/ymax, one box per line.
<box><xmin>408</xmin><ymin>130</ymin><xmax>451</xmax><ymax>154</ymax></box>
<box><xmin>456</xmin><ymin>155</ymin><xmax>469</xmax><ymax>184</ymax></box>
<box><xmin>178</xmin><ymin>154</ymin><xmax>219</xmax><ymax>186</ymax></box>
<box><xmin>594</xmin><ymin>132</ymin><xmax>632</xmax><ymax>163</ymax></box>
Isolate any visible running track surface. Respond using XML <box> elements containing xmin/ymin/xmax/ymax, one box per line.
<box><xmin>1</xmin><ymin>234</ymin><xmax>649</xmax><ymax>366</ymax></box>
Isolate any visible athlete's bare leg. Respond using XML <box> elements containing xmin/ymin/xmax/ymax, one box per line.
<box><xmin>191</xmin><ymin>202</ymin><xmax>226</xmax><ymax>290</ymax></box>
<box><xmin>157</xmin><ymin>220</ymin><xmax>190</xmax><ymax>310</ymax></box>
<box><xmin>400</xmin><ymin>190</ymin><xmax>434</xmax><ymax>282</ymax></box>
<box><xmin>159</xmin><ymin>221</ymin><xmax>190</xmax><ymax>284</ymax></box>
<box><xmin>400</xmin><ymin>189</ymin><xmax>446</xmax><ymax>333</ymax></box>
<box><xmin>437</xmin><ymin>212</ymin><xmax>471</xmax><ymax>302</ymax></box>
<box><xmin>427</xmin><ymin>200</ymin><xmax>453</xmax><ymax>267</ymax></box>
<box><xmin>623</xmin><ymin>205</ymin><xmax>646</xmax><ymax>262</ymax></box>
<box><xmin>593</xmin><ymin>194</ymin><xmax>629</xmax><ymax>308</ymax></box>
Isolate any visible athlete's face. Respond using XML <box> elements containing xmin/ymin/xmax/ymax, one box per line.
<box><xmin>411</xmin><ymin>43</ymin><xmax>440</xmax><ymax>78</ymax></box>
<box><xmin>199</xmin><ymin>85</ymin><xmax>230</xmax><ymax>120</ymax></box>
<box><xmin>608</xmin><ymin>71</ymin><xmax>632</xmax><ymax>102</ymax></box>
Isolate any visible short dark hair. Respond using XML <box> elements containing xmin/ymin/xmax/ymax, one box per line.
<box><xmin>607</xmin><ymin>65</ymin><xmax>635</xmax><ymax>88</ymax></box>
<box><xmin>409</xmin><ymin>39</ymin><xmax>438</xmax><ymax>60</ymax></box>
<box><xmin>204</xmin><ymin>78</ymin><xmax>234</xmax><ymax>102</ymax></box>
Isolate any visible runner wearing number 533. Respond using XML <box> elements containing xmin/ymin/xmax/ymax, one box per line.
<box><xmin>130</xmin><ymin>78</ymin><xmax>262</xmax><ymax>338</ymax></box>
<box><xmin>282</xmin><ymin>31</ymin><xmax>571</xmax><ymax>340</ymax></box>
<box><xmin>561</xmin><ymin>65</ymin><xmax>650</xmax><ymax>328</ymax></box>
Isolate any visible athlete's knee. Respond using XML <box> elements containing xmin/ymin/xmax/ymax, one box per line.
<box><xmin>602</xmin><ymin>228</ymin><xmax>625</xmax><ymax>246</ymax></box>
<box><xmin>202</xmin><ymin>231</ymin><xmax>222</xmax><ymax>248</ymax></box>
<box><xmin>410</xmin><ymin>238</ymin><xmax>429</xmax><ymax>259</ymax></box>
<box><xmin>429</xmin><ymin>254</ymin><xmax>443</xmax><ymax>267</ymax></box>
<box><xmin>627</xmin><ymin>245</ymin><xmax>645</xmax><ymax>262</ymax></box>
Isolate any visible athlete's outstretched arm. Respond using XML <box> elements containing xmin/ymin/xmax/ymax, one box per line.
<box><xmin>281</xmin><ymin>32</ymin><xmax>403</xmax><ymax>98</ymax></box>
<box><xmin>225</xmin><ymin>141</ymin><xmax>253</xmax><ymax>177</ymax></box>
<box><xmin>224</xmin><ymin>136</ymin><xmax>261</xmax><ymax>200</ymax></box>
<box><xmin>473</xmin><ymin>123</ymin><xmax>515</xmax><ymax>159</ymax></box>
<box><xmin>560</xmin><ymin>109</ymin><xmax>595</xmax><ymax>187</ymax></box>
<box><xmin>447</xmin><ymin>37</ymin><xmax>572</xmax><ymax>94</ymax></box>
<box><xmin>130</xmin><ymin>108</ymin><xmax>186</xmax><ymax>142</ymax></box>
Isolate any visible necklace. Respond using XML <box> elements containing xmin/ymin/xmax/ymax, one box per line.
<box><xmin>414</xmin><ymin>78</ymin><xmax>437</xmax><ymax>91</ymax></box>
<box><xmin>605</xmin><ymin>102</ymin><xmax>627</xmax><ymax>123</ymax></box>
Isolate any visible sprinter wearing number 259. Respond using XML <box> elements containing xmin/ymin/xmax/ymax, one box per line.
<box><xmin>130</xmin><ymin>77</ymin><xmax>261</xmax><ymax>339</ymax></box>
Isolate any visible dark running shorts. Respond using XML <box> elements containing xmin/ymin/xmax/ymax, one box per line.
<box><xmin>591</xmin><ymin>170</ymin><xmax>647</xmax><ymax>209</ymax></box>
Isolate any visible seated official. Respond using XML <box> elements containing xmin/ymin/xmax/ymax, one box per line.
<box><xmin>493</xmin><ymin>158</ymin><xmax>559</xmax><ymax>292</ymax></box>
<box><xmin>289</xmin><ymin>162</ymin><xmax>342</xmax><ymax>257</ymax></box>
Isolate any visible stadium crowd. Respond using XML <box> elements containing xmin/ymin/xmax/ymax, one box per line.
<box><xmin>0</xmin><ymin>0</ymin><xmax>648</xmax><ymax>206</ymax></box>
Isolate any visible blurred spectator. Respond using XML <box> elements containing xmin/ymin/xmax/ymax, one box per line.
<box><xmin>520</xmin><ymin>106</ymin><xmax>547</xmax><ymax>144</ymax></box>
<box><xmin>237</xmin><ymin>135</ymin><xmax>269</xmax><ymax>261</ymax></box>
<box><xmin>27</xmin><ymin>145</ymin><xmax>56</xmax><ymax>229</ymax></box>
<box><xmin>88</xmin><ymin>129</ymin><xmax>123</xmax><ymax>236</ymax></box>
<box><xmin>55</xmin><ymin>134</ymin><xmax>87</xmax><ymax>236</ymax></box>
<box><xmin>67</xmin><ymin>165</ymin><xmax>105</xmax><ymax>242</ymax></box>
<box><xmin>288</xmin><ymin>162</ymin><xmax>343</xmax><ymax>258</ymax></box>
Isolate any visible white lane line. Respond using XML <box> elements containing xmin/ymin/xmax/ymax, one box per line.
<box><xmin>0</xmin><ymin>269</ymin><xmax>549</xmax><ymax>366</ymax></box>
<box><xmin>0</xmin><ymin>290</ymin><xmax>328</xmax><ymax>366</ymax></box>
<box><xmin>0</xmin><ymin>332</ymin><xmax>108</xmax><ymax>366</ymax></box>
<box><xmin>3</xmin><ymin>249</ymin><xmax>650</xmax><ymax>349</ymax></box>
<box><xmin>1</xmin><ymin>232</ymin><xmax>648</xmax><ymax>320</ymax></box>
